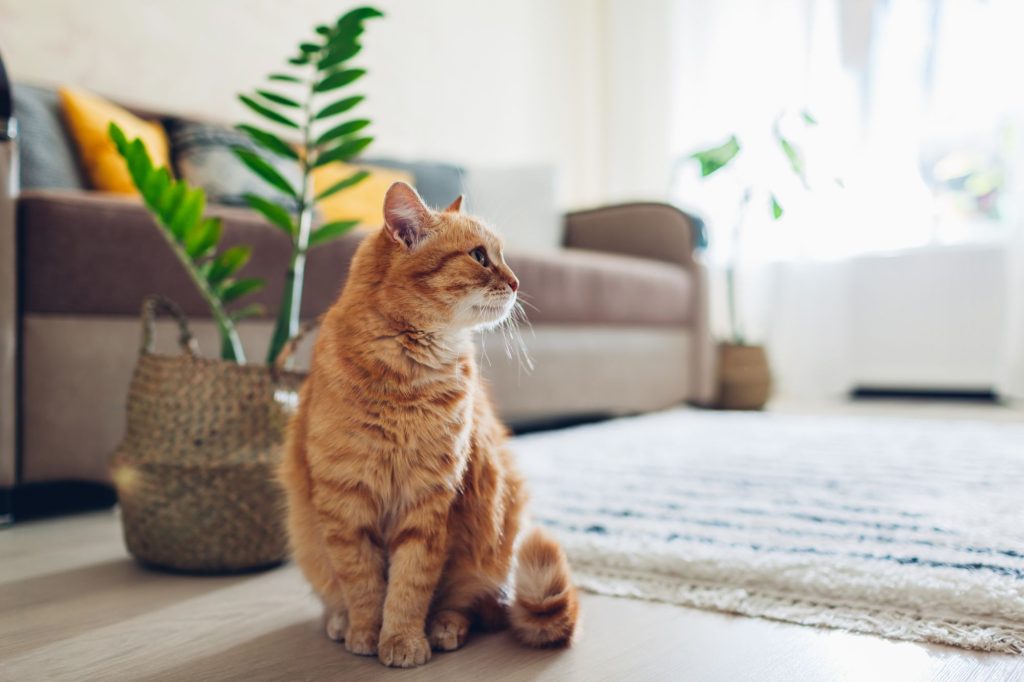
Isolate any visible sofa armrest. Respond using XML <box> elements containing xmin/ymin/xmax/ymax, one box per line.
<box><xmin>564</xmin><ymin>201</ymin><xmax>715</xmax><ymax>405</ymax></box>
<box><xmin>563</xmin><ymin>202</ymin><xmax>700</xmax><ymax>270</ymax></box>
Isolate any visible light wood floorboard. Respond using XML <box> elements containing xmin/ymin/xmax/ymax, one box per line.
<box><xmin>1</xmin><ymin>512</ymin><xmax>1022</xmax><ymax>680</ymax></box>
<box><xmin>3</xmin><ymin>400</ymin><xmax>1024</xmax><ymax>681</ymax></box>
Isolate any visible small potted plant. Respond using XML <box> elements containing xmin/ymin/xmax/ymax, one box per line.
<box><xmin>689</xmin><ymin>111</ymin><xmax>835</xmax><ymax>410</ymax></box>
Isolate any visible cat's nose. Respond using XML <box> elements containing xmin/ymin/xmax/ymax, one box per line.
<box><xmin>507</xmin><ymin>275</ymin><xmax>519</xmax><ymax>292</ymax></box>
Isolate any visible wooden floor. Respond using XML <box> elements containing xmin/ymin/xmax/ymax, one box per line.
<box><xmin>2</xmin><ymin>400</ymin><xmax>1024</xmax><ymax>681</ymax></box>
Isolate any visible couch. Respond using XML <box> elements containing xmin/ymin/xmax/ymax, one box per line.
<box><xmin>0</xmin><ymin>81</ymin><xmax>715</xmax><ymax>514</ymax></box>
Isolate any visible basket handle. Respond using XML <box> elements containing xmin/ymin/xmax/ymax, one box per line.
<box><xmin>140</xmin><ymin>295</ymin><xmax>199</xmax><ymax>357</ymax></box>
<box><xmin>271</xmin><ymin>320</ymin><xmax>318</xmax><ymax>374</ymax></box>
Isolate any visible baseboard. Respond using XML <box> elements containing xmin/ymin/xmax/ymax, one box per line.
<box><xmin>509</xmin><ymin>412</ymin><xmax>614</xmax><ymax>435</ymax></box>
<box><xmin>1</xmin><ymin>482</ymin><xmax>116</xmax><ymax>524</ymax></box>
<box><xmin>851</xmin><ymin>387</ymin><xmax>999</xmax><ymax>402</ymax></box>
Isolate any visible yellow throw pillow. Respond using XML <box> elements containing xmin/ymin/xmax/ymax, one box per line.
<box><xmin>59</xmin><ymin>87</ymin><xmax>171</xmax><ymax>194</ymax></box>
<box><xmin>312</xmin><ymin>162</ymin><xmax>414</xmax><ymax>229</ymax></box>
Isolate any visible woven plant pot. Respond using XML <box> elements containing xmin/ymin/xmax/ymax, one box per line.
<box><xmin>716</xmin><ymin>342</ymin><xmax>772</xmax><ymax>410</ymax></box>
<box><xmin>110</xmin><ymin>296</ymin><xmax>305</xmax><ymax>573</ymax></box>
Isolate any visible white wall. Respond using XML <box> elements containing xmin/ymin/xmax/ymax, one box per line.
<box><xmin>0</xmin><ymin>0</ymin><xmax>607</xmax><ymax>207</ymax></box>
<box><xmin>601</xmin><ymin>0</ymin><xmax>675</xmax><ymax>203</ymax></box>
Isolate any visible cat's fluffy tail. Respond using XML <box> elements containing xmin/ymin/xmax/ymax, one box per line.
<box><xmin>509</xmin><ymin>527</ymin><xmax>579</xmax><ymax>647</ymax></box>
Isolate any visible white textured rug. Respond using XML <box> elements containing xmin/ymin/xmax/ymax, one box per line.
<box><xmin>511</xmin><ymin>409</ymin><xmax>1024</xmax><ymax>654</ymax></box>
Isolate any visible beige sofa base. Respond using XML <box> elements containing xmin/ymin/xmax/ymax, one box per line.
<box><xmin>21</xmin><ymin>315</ymin><xmax>696</xmax><ymax>485</ymax></box>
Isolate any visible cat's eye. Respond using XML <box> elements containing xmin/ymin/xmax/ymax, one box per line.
<box><xmin>469</xmin><ymin>246</ymin><xmax>490</xmax><ymax>267</ymax></box>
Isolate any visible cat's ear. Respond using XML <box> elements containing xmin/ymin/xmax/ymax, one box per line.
<box><xmin>383</xmin><ymin>182</ymin><xmax>432</xmax><ymax>249</ymax></box>
<box><xmin>445</xmin><ymin>195</ymin><xmax>464</xmax><ymax>213</ymax></box>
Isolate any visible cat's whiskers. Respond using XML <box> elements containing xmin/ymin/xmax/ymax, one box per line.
<box><xmin>514</xmin><ymin>291</ymin><xmax>540</xmax><ymax>314</ymax></box>
<box><xmin>496</xmin><ymin>300</ymin><xmax>533</xmax><ymax>376</ymax></box>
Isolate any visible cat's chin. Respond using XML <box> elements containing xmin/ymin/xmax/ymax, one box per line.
<box><xmin>469</xmin><ymin>301</ymin><xmax>514</xmax><ymax>330</ymax></box>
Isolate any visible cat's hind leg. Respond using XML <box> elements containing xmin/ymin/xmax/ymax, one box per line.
<box><xmin>290</xmin><ymin>510</ymin><xmax>350</xmax><ymax>644</ymax></box>
<box><xmin>428</xmin><ymin>565</ymin><xmax>505</xmax><ymax>652</ymax></box>
<box><xmin>280</xmin><ymin>445</ymin><xmax>350</xmax><ymax>643</ymax></box>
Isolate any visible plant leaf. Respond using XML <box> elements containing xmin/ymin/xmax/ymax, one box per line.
<box><xmin>309</xmin><ymin>220</ymin><xmax>359</xmax><ymax>247</ymax></box>
<box><xmin>770</xmin><ymin>194</ymin><xmax>784</xmax><ymax>220</ymax></box>
<box><xmin>777</xmin><ymin>135</ymin><xmax>807</xmax><ymax>187</ymax></box>
<box><xmin>233</xmin><ymin>148</ymin><xmax>298</xmax><ymax>198</ymax></box>
<box><xmin>108</xmin><ymin>122</ymin><xmax>129</xmax><ymax>152</ymax></box>
<box><xmin>170</xmin><ymin>188</ymin><xmax>206</xmax><ymax>241</ymax></box>
<box><xmin>229</xmin><ymin>303</ymin><xmax>265</xmax><ymax>322</ymax></box>
<box><xmin>209</xmin><ymin>245</ymin><xmax>252</xmax><ymax>284</ymax></box>
<box><xmin>244</xmin><ymin>193</ymin><xmax>295</xmax><ymax>235</ymax></box>
<box><xmin>801</xmin><ymin>110</ymin><xmax>818</xmax><ymax>126</ymax></box>
<box><xmin>257</xmin><ymin>89</ymin><xmax>300</xmax><ymax>108</ymax></box>
<box><xmin>313</xmin><ymin>136</ymin><xmax>374</xmax><ymax>168</ymax></box>
<box><xmin>690</xmin><ymin>135</ymin><xmax>741</xmax><ymax>177</ymax></box>
<box><xmin>184</xmin><ymin>216</ymin><xmax>221</xmax><ymax>259</ymax></box>
<box><xmin>337</xmin><ymin>6</ymin><xmax>385</xmax><ymax>26</ymax></box>
<box><xmin>315</xmin><ymin>95</ymin><xmax>363</xmax><ymax>121</ymax></box>
<box><xmin>158</xmin><ymin>182</ymin><xmax>188</xmax><ymax>228</ymax></box>
<box><xmin>315</xmin><ymin>169</ymin><xmax>370</xmax><ymax>201</ymax></box>
<box><xmin>314</xmin><ymin>69</ymin><xmax>365</xmax><ymax>93</ymax></box>
<box><xmin>314</xmin><ymin>119</ymin><xmax>370</xmax><ymax>147</ymax></box>
<box><xmin>288</xmin><ymin>56</ymin><xmax>309</xmax><ymax>66</ymax></box>
<box><xmin>141</xmin><ymin>166</ymin><xmax>171</xmax><ymax>209</ymax></box>
<box><xmin>238</xmin><ymin>94</ymin><xmax>299</xmax><ymax>129</ymax></box>
<box><xmin>235</xmin><ymin>124</ymin><xmax>299</xmax><ymax>160</ymax></box>
<box><xmin>125</xmin><ymin>139</ymin><xmax>151</xmax><ymax>188</ymax></box>
<box><xmin>315</xmin><ymin>24</ymin><xmax>332</xmax><ymax>36</ymax></box>
<box><xmin>220</xmin><ymin>277</ymin><xmax>265</xmax><ymax>303</ymax></box>
<box><xmin>269</xmin><ymin>73</ymin><xmax>302</xmax><ymax>83</ymax></box>
<box><xmin>298</xmin><ymin>42</ymin><xmax>321</xmax><ymax>54</ymax></box>
<box><xmin>317</xmin><ymin>44</ymin><xmax>360</xmax><ymax>70</ymax></box>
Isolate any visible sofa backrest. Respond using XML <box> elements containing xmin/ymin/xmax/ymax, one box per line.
<box><xmin>11</xmin><ymin>82</ymin><xmax>565</xmax><ymax>252</ymax></box>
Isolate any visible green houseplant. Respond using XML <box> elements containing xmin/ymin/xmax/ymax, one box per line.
<box><xmin>235</xmin><ymin>6</ymin><xmax>382</xmax><ymax>365</ymax></box>
<box><xmin>109</xmin><ymin>124</ymin><xmax>264</xmax><ymax>363</ymax></box>
<box><xmin>690</xmin><ymin>110</ymin><xmax>832</xmax><ymax>409</ymax></box>
<box><xmin>109</xmin><ymin>6</ymin><xmax>382</xmax><ymax>366</ymax></box>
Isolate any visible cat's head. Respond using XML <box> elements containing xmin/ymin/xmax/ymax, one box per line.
<box><xmin>375</xmin><ymin>181</ymin><xmax>519</xmax><ymax>332</ymax></box>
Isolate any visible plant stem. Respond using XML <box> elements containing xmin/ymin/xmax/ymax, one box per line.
<box><xmin>152</xmin><ymin>217</ymin><xmax>246</xmax><ymax>362</ymax></box>
<box><xmin>727</xmin><ymin>188</ymin><xmax>753</xmax><ymax>346</ymax></box>
<box><xmin>266</xmin><ymin>68</ymin><xmax>317</xmax><ymax>366</ymax></box>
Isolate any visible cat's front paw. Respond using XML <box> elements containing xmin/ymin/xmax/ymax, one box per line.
<box><xmin>344</xmin><ymin>625</ymin><xmax>379</xmax><ymax>656</ymax></box>
<box><xmin>378</xmin><ymin>631</ymin><xmax>431</xmax><ymax>668</ymax></box>
<box><xmin>428</xmin><ymin>610</ymin><xmax>470</xmax><ymax>651</ymax></box>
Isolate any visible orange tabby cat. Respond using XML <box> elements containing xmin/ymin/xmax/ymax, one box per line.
<box><xmin>279</xmin><ymin>182</ymin><xmax>579</xmax><ymax>668</ymax></box>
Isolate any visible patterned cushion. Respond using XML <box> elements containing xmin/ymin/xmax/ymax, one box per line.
<box><xmin>166</xmin><ymin>118</ymin><xmax>300</xmax><ymax>211</ymax></box>
<box><xmin>12</xmin><ymin>83</ymin><xmax>87</xmax><ymax>190</ymax></box>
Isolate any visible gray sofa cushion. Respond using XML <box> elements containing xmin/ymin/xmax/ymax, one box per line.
<box><xmin>362</xmin><ymin>157</ymin><xmax>464</xmax><ymax>208</ymax></box>
<box><xmin>13</xmin><ymin>83</ymin><xmax>87</xmax><ymax>190</ymax></box>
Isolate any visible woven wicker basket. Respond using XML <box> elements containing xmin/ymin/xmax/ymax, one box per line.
<box><xmin>110</xmin><ymin>296</ymin><xmax>306</xmax><ymax>573</ymax></box>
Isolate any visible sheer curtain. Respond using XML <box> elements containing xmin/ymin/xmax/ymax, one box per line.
<box><xmin>667</xmin><ymin>0</ymin><xmax>1024</xmax><ymax>398</ymax></box>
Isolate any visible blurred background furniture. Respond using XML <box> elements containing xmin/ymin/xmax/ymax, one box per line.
<box><xmin>0</xmin><ymin>81</ymin><xmax>713</xmax><ymax>511</ymax></box>
<box><xmin>0</xmin><ymin>52</ymin><xmax>16</xmax><ymax>522</ymax></box>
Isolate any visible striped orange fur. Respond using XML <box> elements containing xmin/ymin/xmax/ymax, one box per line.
<box><xmin>279</xmin><ymin>182</ymin><xmax>578</xmax><ymax>668</ymax></box>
